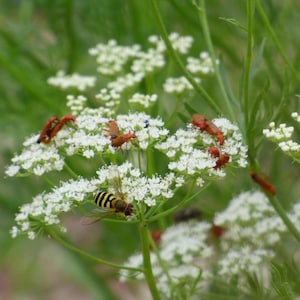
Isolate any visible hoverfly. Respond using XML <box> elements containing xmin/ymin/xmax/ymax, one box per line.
<box><xmin>37</xmin><ymin>115</ymin><xmax>76</xmax><ymax>144</ymax></box>
<box><xmin>191</xmin><ymin>114</ymin><xmax>225</xmax><ymax>145</ymax></box>
<box><xmin>105</xmin><ymin>119</ymin><xmax>136</xmax><ymax>148</ymax></box>
<box><xmin>83</xmin><ymin>168</ymin><xmax>134</xmax><ymax>224</ymax></box>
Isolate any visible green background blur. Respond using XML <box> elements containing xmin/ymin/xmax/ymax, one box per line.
<box><xmin>1</xmin><ymin>1</ymin><xmax>300</xmax><ymax>299</ymax></box>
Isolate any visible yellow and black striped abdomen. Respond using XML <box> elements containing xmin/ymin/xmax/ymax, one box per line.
<box><xmin>94</xmin><ymin>192</ymin><xmax>118</xmax><ymax>209</ymax></box>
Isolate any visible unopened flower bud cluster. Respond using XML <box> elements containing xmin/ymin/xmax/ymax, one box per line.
<box><xmin>263</xmin><ymin>112</ymin><xmax>300</xmax><ymax>161</ymax></box>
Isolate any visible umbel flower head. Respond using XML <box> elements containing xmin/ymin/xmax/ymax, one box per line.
<box><xmin>6</xmin><ymin>32</ymin><xmax>249</xmax><ymax>242</ymax></box>
<box><xmin>214</xmin><ymin>190</ymin><xmax>287</xmax><ymax>283</ymax></box>
<box><xmin>10</xmin><ymin>162</ymin><xmax>179</xmax><ymax>239</ymax></box>
<box><xmin>120</xmin><ymin>220</ymin><xmax>213</xmax><ymax>299</ymax></box>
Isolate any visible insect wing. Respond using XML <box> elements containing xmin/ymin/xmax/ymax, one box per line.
<box><xmin>108</xmin><ymin>167</ymin><xmax>125</xmax><ymax>198</ymax></box>
<box><xmin>81</xmin><ymin>208</ymin><xmax>113</xmax><ymax>225</ymax></box>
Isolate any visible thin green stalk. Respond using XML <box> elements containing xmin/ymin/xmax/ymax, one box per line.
<box><xmin>243</xmin><ymin>0</ymin><xmax>255</xmax><ymax>130</ymax></box>
<box><xmin>150</xmin><ymin>0</ymin><xmax>221</xmax><ymax>114</ymax></box>
<box><xmin>267</xmin><ymin>195</ymin><xmax>300</xmax><ymax>244</ymax></box>
<box><xmin>48</xmin><ymin>227</ymin><xmax>142</xmax><ymax>272</ymax></box>
<box><xmin>148</xmin><ymin>232</ymin><xmax>173</xmax><ymax>291</ymax></box>
<box><xmin>148</xmin><ymin>180</ymin><xmax>211</xmax><ymax>223</ymax></box>
<box><xmin>65</xmin><ymin>0</ymin><xmax>77</xmax><ymax>73</ymax></box>
<box><xmin>43</xmin><ymin>175</ymin><xmax>56</xmax><ymax>187</ymax></box>
<box><xmin>139</xmin><ymin>223</ymin><xmax>162</xmax><ymax>300</ymax></box>
<box><xmin>64</xmin><ymin>161</ymin><xmax>78</xmax><ymax>178</ymax></box>
<box><xmin>195</xmin><ymin>0</ymin><xmax>236</xmax><ymax>122</ymax></box>
<box><xmin>255</xmin><ymin>0</ymin><xmax>300</xmax><ymax>83</ymax></box>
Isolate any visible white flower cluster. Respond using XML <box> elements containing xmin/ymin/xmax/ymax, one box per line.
<box><xmin>214</xmin><ymin>190</ymin><xmax>286</xmax><ymax>282</ymax></box>
<box><xmin>95</xmin><ymin>162</ymin><xmax>178</xmax><ymax>207</ymax></box>
<box><xmin>107</xmin><ymin>72</ymin><xmax>145</xmax><ymax>93</ymax></box>
<box><xmin>47</xmin><ymin>70</ymin><xmax>96</xmax><ymax>91</ymax></box>
<box><xmin>11</xmin><ymin>177</ymin><xmax>96</xmax><ymax>239</ymax></box>
<box><xmin>5</xmin><ymin>135</ymin><xmax>65</xmax><ymax>177</ymax></box>
<box><xmin>163</xmin><ymin>76</ymin><xmax>195</xmax><ymax>94</ymax></box>
<box><xmin>10</xmin><ymin>162</ymin><xmax>180</xmax><ymax>239</ymax></box>
<box><xmin>95</xmin><ymin>88</ymin><xmax>121</xmax><ymax>108</ymax></box>
<box><xmin>5</xmin><ymin>110</ymin><xmax>169</xmax><ymax>176</ymax></box>
<box><xmin>263</xmin><ymin>113</ymin><xmax>300</xmax><ymax>160</ymax></box>
<box><xmin>263</xmin><ymin>122</ymin><xmax>294</xmax><ymax>141</ymax></box>
<box><xmin>217</xmin><ymin>247</ymin><xmax>274</xmax><ymax>279</ymax></box>
<box><xmin>215</xmin><ymin>190</ymin><xmax>286</xmax><ymax>249</ymax></box>
<box><xmin>131</xmin><ymin>48</ymin><xmax>165</xmax><ymax>74</ymax></box>
<box><xmin>128</xmin><ymin>93</ymin><xmax>157</xmax><ymax>109</ymax></box>
<box><xmin>66</xmin><ymin>95</ymin><xmax>87</xmax><ymax>115</ymax></box>
<box><xmin>155</xmin><ymin>117</ymin><xmax>248</xmax><ymax>182</ymax></box>
<box><xmin>186</xmin><ymin>52</ymin><xmax>219</xmax><ymax>75</ymax></box>
<box><xmin>148</xmin><ymin>32</ymin><xmax>194</xmax><ymax>54</ymax></box>
<box><xmin>87</xmin><ymin>33</ymin><xmax>195</xmax><ymax>94</ymax></box>
<box><xmin>115</xmin><ymin>112</ymin><xmax>169</xmax><ymax>150</ymax></box>
<box><xmin>88</xmin><ymin>39</ymin><xmax>141</xmax><ymax>75</ymax></box>
<box><xmin>120</xmin><ymin>221</ymin><xmax>212</xmax><ymax>298</ymax></box>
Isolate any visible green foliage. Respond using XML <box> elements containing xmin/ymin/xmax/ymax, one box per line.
<box><xmin>2</xmin><ymin>0</ymin><xmax>300</xmax><ymax>299</ymax></box>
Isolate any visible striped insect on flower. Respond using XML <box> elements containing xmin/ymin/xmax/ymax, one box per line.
<box><xmin>85</xmin><ymin>168</ymin><xmax>134</xmax><ymax>224</ymax></box>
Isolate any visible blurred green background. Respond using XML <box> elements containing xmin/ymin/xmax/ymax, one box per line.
<box><xmin>1</xmin><ymin>1</ymin><xmax>300</xmax><ymax>299</ymax></box>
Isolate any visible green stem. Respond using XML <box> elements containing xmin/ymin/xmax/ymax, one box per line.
<box><xmin>255</xmin><ymin>0</ymin><xmax>300</xmax><ymax>82</ymax></box>
<box><xmin>243</xmin><ymin>0</ymin><xmax>255</xmax><ymax>130</ymax></box>
<box><xmin>64</xmin><ymin>161</ymin><xmax>78</xmax><ymax>178</ymax></box>
<box><xmin>139</xmin><ymin>223</ymin><xmax>162</xmax><ymax>300</ymax></box>
<box><xmin>150</xmin><ymin>0</ymin><xmax>221</xmax><ymax>114</ymax></box>
<box><xmin>267</xmin><ymin>195</ymin><xmax>300</xmax><ymax>244</ymax></box>
<box><xmin>148</xmin><ymin>232</ymin><xmax>173</xmax><ymax>289</ymax></box>
<box><xmin>148</xmin><ymin>179</ymin><xmax>211</xmax><ymax>223</ymax></box>
<box><xmin>65</xmin><ymin>0</ymin><xmax>77</xmax><ymax>73</ymax></box>
<box><xmin>48</xmin><ymin>227</ymin><xmax>142</xmax><ymax>272</ymax></box>
<box><xmin>196</xmin><ymin>0</ymin><xmax>236</xmax><ymax>122</ymax></box>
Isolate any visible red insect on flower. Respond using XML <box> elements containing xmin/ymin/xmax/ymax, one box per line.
<box><xmin>105</xmin><ymin>120</ymin><xmax>136</xmax><ymax>148</ymax></box>
<box><xmin>37</xmin><ymin>116</ymin><xmax>60</xmax><ymax>144</ymax></box>
<box><xmin>105</xmin><ymin>120</ymin><xmax>120</xmax><ymax>139</ymax></box>
<box><xmin>191</xmin><ymin>114</ymin><xmax>225</xmax><ymax>145</ymax></box>
<box><xmin>211</xmin><ymin>224</ymin><xmax>226</xmax><ymax>238</ymax></box>
<box><xmin>208</xmin><ymin>146</ymin><xmax>230</xmax><ymax>169</ymax></box>
<box><xmin>37</xmin><ymin>115</ymin><xmax>76</xmax><ymax>144</ymax></box>
<box><xmin>250</xmin><ymin>172</ymin><xmax>276</xmax><ymax>195</ymax></box>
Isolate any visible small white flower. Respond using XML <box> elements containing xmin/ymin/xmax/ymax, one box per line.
<box><xmin>48</xmin><ymin>71</ymin><xmax>96</xmax><ymax>91</ymax></box>
<box><xmin>163</xmin><ymin>76</ymin><xmax>196</xmax><ymax>94</ymax></box>
<box><xmin>128</xmin><ymin>93</ymin><xmax>157</xmax><ymax>108</ymax></box>
<box><xmin>186</xmin><ymin>51</ymin><xmax>219</xmax><ymax>75</ymax></box>
<box><xmin>149</xmin><ymin>32</ymin><xmax>194</xmax><ymax>54</ymax></box>
<box><xmin>89</xmin><ymin>39</ymin><xmax>140</xmax><ymax>75</ymax></box>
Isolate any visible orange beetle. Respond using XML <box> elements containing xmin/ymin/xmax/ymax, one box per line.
<box><xmin>250</xmin><ymin>172</ymin><xmax>276</xmax><ymax>195</ymax></box>
<box><xmin>37</xmin><ymin>115</ymin><xmax>76</xmax><ymax>144</ymax></box>
<box><xmin>48</xmin><ymin>115</ymin><xmax>76</xmax><ymax>140</ymax></box>
<box><xmin>191</xmin><ymin>114</ymin><xmax>225</xmax><ymax>145</ymax></box>
<box><xmin>37</xmin><ymin>116</ymin><xmax>60</xmax><ymax>144</ymax></box>
<box><xmin>105</xmin><ymin>120</ymin><xmax>120</xmax><ymax>139</ymax></box>
<box><xmin>208</xmin><ymin>146</ymin><xmax>230</xmax><ymax>169</ymax></box>
<box><xmin>211</xmin><ymin>224</ymin><xmax>226</xmax><ymax>238</ymax></box>
<box><xmin>110</xmin><ymin>132</ymin><xmax>137</xmax><ymax>148</ymax></box>
<box><xmin>105</xmin><ymin>120</ymin><xmax>136</xmax><ymax>148</ymax></box>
